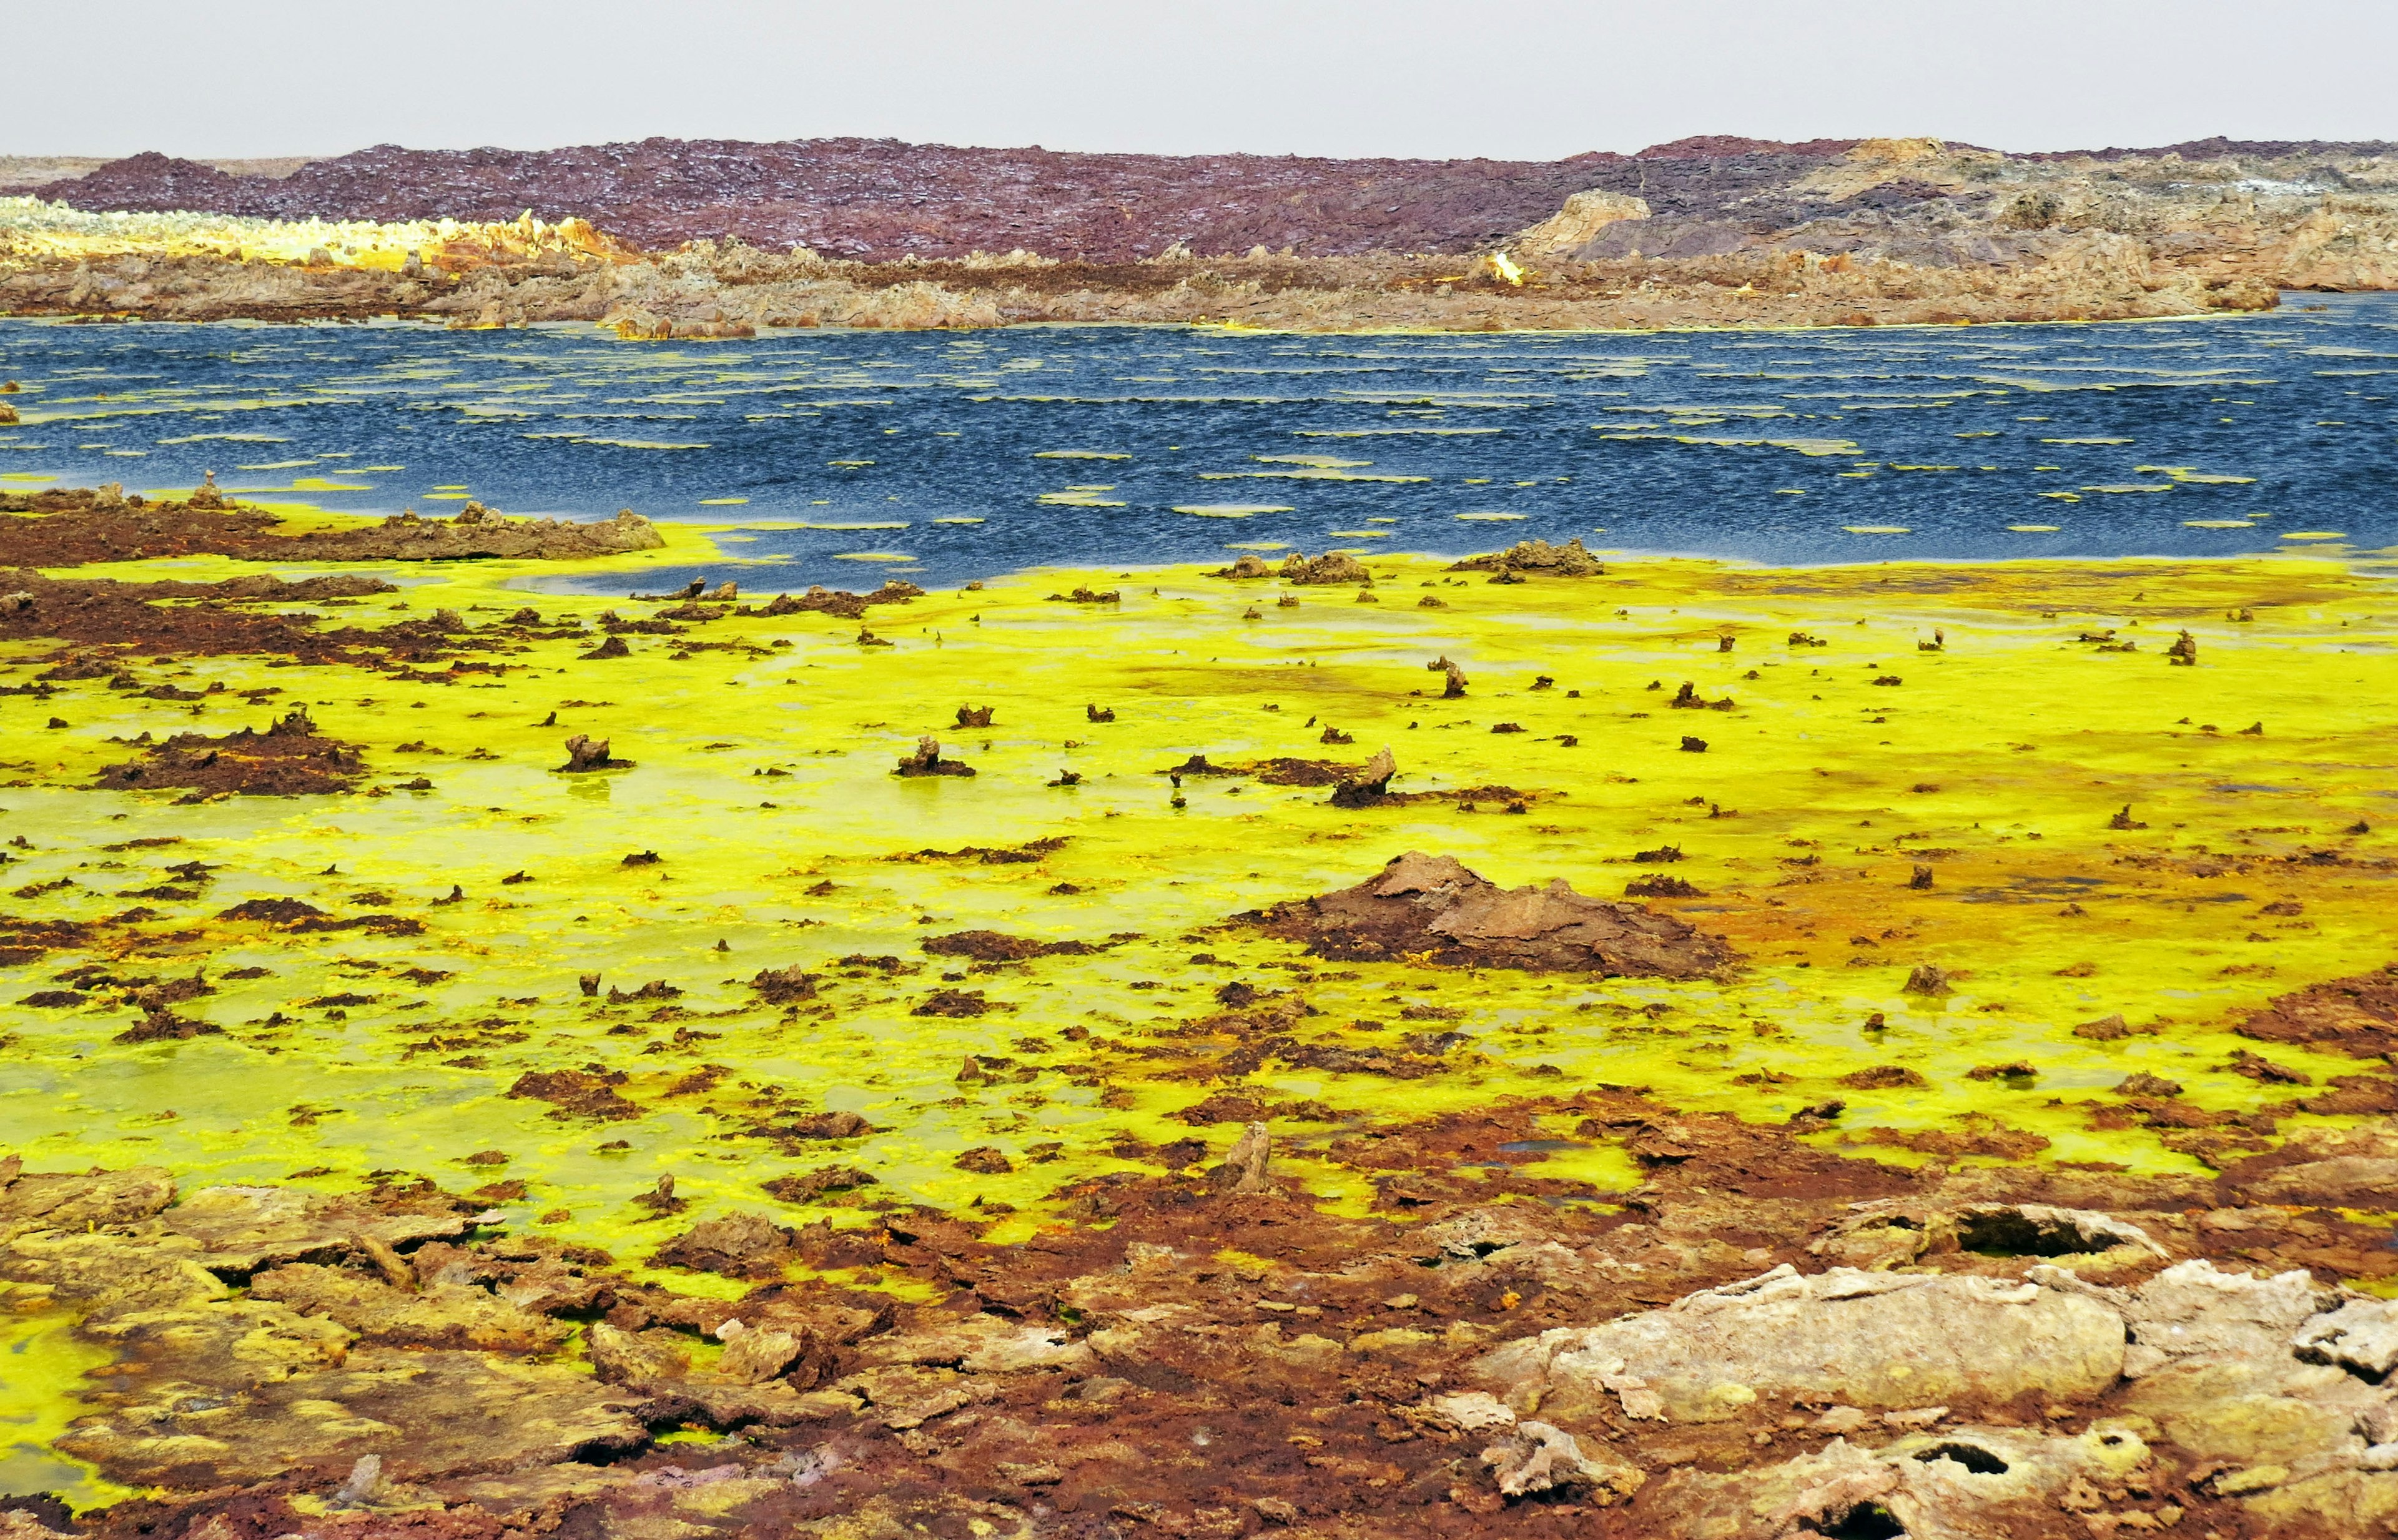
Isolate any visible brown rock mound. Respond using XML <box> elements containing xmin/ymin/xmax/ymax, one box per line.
<box><xmin>748</xmin><ymin>581</ymin><xmax>924</xmax><ymax>620</ymax></box>
<box><xmin>282</xmin><ymin>504</ymin><xmax>663</xmax><ymax>561</ymax></box>
<box><xmin>920</xmin><ymin>930</ymin><xmax>1100</xmax><ymax>962</ymax></box>
<box><xmin>92</xmin><ymin>707</ymin><xmax>367</xmax><ymax>797</ymax></box>
<box><xmin>1448</xmin><ymin>537</ymin><xmax>1605</xmax><ymax>576</ymax></box>
<box><xmin>1246</xmin><ymin>851</ymin><xmax>1737</xmax><ymax>977</ymax></box>
<box><xmin>2234</xmin><ymin>963</ymin><xmax>2398</xmax><ymax>1059</ymax></box>
<box><xmin>1279</xmin><ymin>551</ymin><xmax>1372</xmax><ymax>586</ymax></box>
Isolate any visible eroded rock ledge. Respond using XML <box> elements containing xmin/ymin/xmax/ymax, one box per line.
<box><xmin>8</xmin><ymin>1104</ymin><xmax>2398</xmax><ymax>1539</ymax></box>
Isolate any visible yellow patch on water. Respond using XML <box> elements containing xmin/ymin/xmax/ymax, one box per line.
<box><xmin>2185</xmin><ymin>521</ymin><xmax>2256</xmax><ymax>530</ymax></box>
<box><xmin>1200</xmin><ymin>470</ymin><xmax>1431</xmax><ymax>484</ymax></box>
<box><xmin>1454</xmin><ymin>513</ymin><xmax>1529</xmax><ymax>522</ymax></box>
<box><xmin>1174</xmin><ymin>505</ymin><xmax>1292</xmax><ymax>518</ymax></box>
<box><xmin>2007</xmin><ymin>525</ymin><xmax>2062</xmax><ymax>533</ymax></box>
<box><xmin>1033</xmin><ymin>450</ymin><xmax>1131</xmax><ymax>460</ymax></box>
<box><xmin>2280</xmin><ymin>532</ymin><xmax>2347</xmax><ymax>541</ymax></box>
<box><xmin>698</xmin><ymin>498</ymin><xmax>751</xmax><ymax>506</ymax></box>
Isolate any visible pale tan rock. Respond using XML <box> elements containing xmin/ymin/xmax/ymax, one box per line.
<box><xmin>0</xmin><ymin>1166</ymin><xmax>174</xmax><ymax>1240</ymax></box>
<box><xmin>2296</xmin><ymin>1297</ymin><xmax>2398</xmax><ymax>1379</ymax></box>
<box><xmin>1647</xmin><ymin>1421</ymin><xmax>2156</xmax><ymax>1540</ymax></box>
<box><xmin>250</xmin><ymin>1263</ymin><xmax>566</xmax><ymax>1353</ymax></box>
<box><xmin>832</xmin><ymin>1363</ymin><xmax>999</xmax><ymax>1429</ymax></box>
<box><xmin>1511</xmin><ymin>191</ymin><xmax>1651</xmax><ymax>259</ymax></box>
<box><xmin>154</xmin><ymin>1185</ymin><xmax>468</xmax><ymax>1273</ymax></box>
<box><xmin>0</xmin><ymin>1226</ymin><xmax>225</xmax><ymax>1314</ymax></box>
<box><xmin>851</xmin><ymin>1312</ymin><xmax>1095</xmax><ymax>1374</ymax></box>
<box><xmin>56</xmin><ymin>1345</ymin><xmax>646</xmax><ymax>1487</ymax></box>
<box><xmin>1479</xmin><ymin>1419</ymin><xmax>1642</xmax><ymax>1503</ymax></box>
<box><xmin>716</xmin><ymin>1328</ymin><xmax>807</xmax><ymax>1385</ymax></box>
<box><xmin>1470</xmin><ymin>1264</ymin><xmax>2126</xmax><ymax>1423</ymax></box>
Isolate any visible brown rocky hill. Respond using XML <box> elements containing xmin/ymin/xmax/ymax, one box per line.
<box><xmin>13</xmin><ymin>134</ymin><xmax>2398</xmax><ymax>332</ymax></box>
<box><xmin>24</xmin><ymin>136</ymin><xmax>1908</xmax><ymax>260</ymax></box>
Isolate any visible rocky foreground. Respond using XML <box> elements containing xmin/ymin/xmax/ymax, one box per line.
<box><xmin>9</xmin><ymin>1098</ymin><xmax>2398</xmax><ymax>1540</ymax></box>
<box><xmin>4</xmin><ymin>135</ymin><xmax>2394</xmax><ymax>331</ymax></box>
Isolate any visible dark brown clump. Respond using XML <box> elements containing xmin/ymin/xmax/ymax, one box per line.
<box><xmin>905</xmin><ymin>836</ymin><xmax>1068</xmax><ymax>864</ymax></box>
<box><xmin>1625</xmin><ymin>875</ymin><xmax>1704</xmax><ymax>898</ymax></box>
<box><xmin>92</xmin><ymin>708</ymin><xmax>367</xmax><ymax>797</ymax></box>
<box><xmin>2233</xmin><ymin>964</ymin><xmax>2398</xmax><ymax>1059</ymax></box>
<box><xmin>113</xmin><ymin>1007</ymin><xmax>225</xmax><ymax>1044</ymax></box>
<box><xmin>557</xmin><ymin>734</ymin><xmax>628</xmax><ymax>772</ymax></box>
<box><xmin>1330</xmin><ymin>746</ymin><xmax>1399</xmax><ymax>808</ymax></box>
<box><xmin>651</xmin><ymin>1212</ymin><xmax>802</xmax><ymax>1277</ymax></box>
<box><xmin>894</xmin><ymin>736</ymin><xmax>974</xmax><ymax>777</ymax></box>
<box><xmin>1840</xmin><ymin>1065</ymin><xmax>1930</xmax><ymax>1090</ymax></box>
<box><xmin>920</xmin><ymin>930</ymin><xmax>1099</xmax><ymax>962</ymax></box>
<box><xmin>748</xmin><ymin>965</ymin><xmax>820</xmax><ymax>1003</ymax></box>
<box><xmin>912</xmin><ymin>988</ymin><xmax>997</xmax><ymax>1017</ymax></box>
<box><xmin>1246</xmin><ymin>851</ymin><xmax>1736</xmax><ymax>978</ymax></box>
<box><xmin>506</xmin><ymin>1069</ymin><xmax>641</xmax><ymax>1121</ymax></box>
<box><xmin>216</xmin><ymin>897</ymin><xmax>329</xmax><ymax>924</ymax></box>
<box><xmin>759</xmin><ymin>1165</ymin><xmax>878</xmax><ymax>1203</ymax></box>
<box><xmin>748</xmin><ymin>581</ymin><xmax>924</xmax><ymax>620</ymax></box>
<box><xmin>781</xmin><ymin>1110</ymin><xmax>875</xmax><ymax>1140</ymax></box>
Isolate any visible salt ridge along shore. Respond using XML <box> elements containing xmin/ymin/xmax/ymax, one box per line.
<box><xmin>1</xmin><ymin>481</ymin><xmax>2396</xmax><ymax>1534</ymax></box>
<box><xmin>5</xmin><ymin>136</ymin><xmax>2396</xmax><ymax>333</ymax></box>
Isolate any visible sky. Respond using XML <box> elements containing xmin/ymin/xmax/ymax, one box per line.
<box><xmin>12</xmin><ymin>0</ymin><xmax>2396</xmax><ymax>162</ymax></box>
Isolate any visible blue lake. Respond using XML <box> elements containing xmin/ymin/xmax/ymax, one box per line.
<box><xmin>2</xmin><ymin>297</ymin><xmax>2391</xmax><ymax>590</ymax></box>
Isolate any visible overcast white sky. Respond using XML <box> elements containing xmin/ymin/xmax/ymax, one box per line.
<box><xmin>14</xmin><ymin>0</ymin><xmax>2395</xmax><ymax>162</ymax></box>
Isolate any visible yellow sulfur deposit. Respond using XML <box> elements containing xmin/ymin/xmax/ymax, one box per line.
<box><xmin>1</xmin><ymin>523</ymin><xmax>2392</xmax><ymax>1259</ymax></box>
<box><xmin>0</xmin><ymin>197</ymin><xmax>623</xmax><ymax>270</ymax></box>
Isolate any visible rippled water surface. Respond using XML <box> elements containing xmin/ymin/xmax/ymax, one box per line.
<box><xmin>3</xmin><ymin>299</ymin><xmax>2392</xmax><ymax>586</ymax></box>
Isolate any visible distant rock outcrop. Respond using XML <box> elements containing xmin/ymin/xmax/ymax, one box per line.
<box><xmin>1511</xmin><ymin>190</ymin><xmax>1650</xmax><ymax>258</ymax></box>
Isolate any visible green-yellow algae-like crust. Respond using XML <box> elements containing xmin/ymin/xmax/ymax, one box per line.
<box><xmin>0</xmin><ymin>1298</ymin><xmax>130</xmax><ymax>1508</ymax></box>
<box><xmin>2</xmin><ymin>538</ymin><xmax>2394</xmax><ymax>1280</ymax></box>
